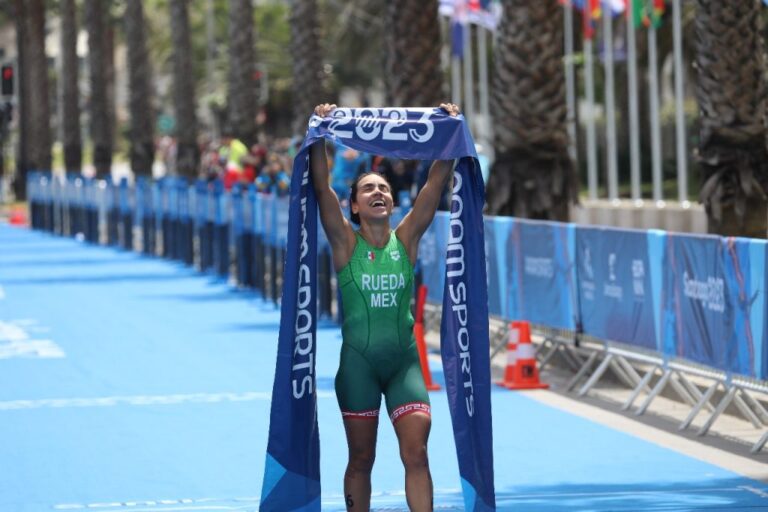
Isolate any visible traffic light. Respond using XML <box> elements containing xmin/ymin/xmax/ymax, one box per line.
<box><xmin>1</xmin><ymin>64</ymin><xmax>13</xmax><ymax>96</ymax></box>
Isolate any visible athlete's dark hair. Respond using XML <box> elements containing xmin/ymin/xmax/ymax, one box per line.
<box><xmin>349</xmin><ymin>172</ymin><xmax>392</xmax><ymax>225</ymax></box>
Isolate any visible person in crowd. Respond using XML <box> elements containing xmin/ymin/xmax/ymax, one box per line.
<box><xmin>256</xmin><ymin>153</ymin><xmax>290</xmax><ymax>197</ymax></box>
<box><xmin>374</xmin><ymin>157</ymin><xmax>417</xmax><ymax>207</ymax></box>
<box><xmin>223</xmin><ymin>136</ymin><xmax>249</xmax><ymax>190</ymax></box>
<box><xmin>241</xmin><ymin>144</ymin><xmax>267</xmax><ymax>185</ymax></box>
<box><xmin>309</xmin><ymin>102</ymin><xmax>460</xmax><ymax>512</ymax></box>
<box><xmin>330</xmin><ymin>139</ymin><xmax>371</xmax><ymax>204</ymax></box>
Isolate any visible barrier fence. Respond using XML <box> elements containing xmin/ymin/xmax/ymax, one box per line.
<box><xmin>26</xmin><ymin>172</ymin><xmax>768</xmax><ymax>453</ymax></box>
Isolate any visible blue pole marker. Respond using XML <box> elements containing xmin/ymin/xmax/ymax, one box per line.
<box><xmin>261</xmin><ymin>108</ymin><xmax>495</xmax><ymax>511</ymax></box>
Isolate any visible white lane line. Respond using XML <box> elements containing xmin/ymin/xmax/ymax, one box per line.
<box><xmin>0</xmin><ymin>390</ymin><xmax>336</xmax><ymax>411</ymax></box>
<box><xmin>0</xmin><ymin>319</ymin><xmax>65</xmax><ymax>359</ymax></box>
<box><xmin>53</xmin><ymin>491</ymin><xmax>463</xmax><ymax>512</ymax></box>
<box><xmin>55</xmin><ymin>496</ymin><xmax>261</xmax><ymax>511</ymax></box>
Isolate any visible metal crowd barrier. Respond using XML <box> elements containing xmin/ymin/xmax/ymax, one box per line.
<box><xmin>417</xmin><ymin>213</ymin><xmax>768</xmax><ymax>454</ymax></box>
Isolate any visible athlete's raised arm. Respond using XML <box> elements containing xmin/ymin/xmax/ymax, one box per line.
<box><xmin>396</xmin><ymin>103</ymin><xmax>459</xmax><ymax>264</ymax></box>
<box><xmin>310</xmin><ymin>103</ymin><xmax>356</xmax><ymax>269</ymax></box>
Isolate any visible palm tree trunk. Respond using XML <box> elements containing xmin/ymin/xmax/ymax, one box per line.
<box><xmin>24</xmin><ymin>0</ymin><xmax>52</xmax><ymax>179</ymax></box>
<box><xmin>105</xmin><ymin>14</ymin><xmax>117</xmax><ymax>156</ymax></box>
<box><xmin>384</xmin><ymin>0</ymin><xmax>444</xmax><ymax>106</ymax></box>
<box><xmin>227</xmin><ymin>0</ymin><xmax>258</xmax><ymax>147</ymax></box>
<box><xmin>695</xmin><ymin>0</ymin><xmax>768</xmax><ymax>238</ymax></box>
<box><xmin>170</xmin><ymin>0</ymin><xmax>200</xmax><ymax>180</ymax></box>
<box><xmin>486</xmin><ymin>0</ymin><xmax>575</xmax><ymax>221</ymax></box>
<box><xmin>60</xmin><ymin>0</ymin><xmax>82</xmax><ymax>174</ymax></box>
<box><xmin>124</xmin><ymin>0</ymin><xmax>155</xmax><ymax>177</ymax></box>
<box><xmin>85</xmin><ymin>0</ymin><xmax>112</xmax><ymax>178</ymax></box>
<box><xmin>290</xmin><ymin>0</ymin><xmax>326</xmax><ymax>135</ymax></box>
<box><xmin>11</xmin><ymin>0</ymin><xmax>30</xmax><ymax>199</ymax></box>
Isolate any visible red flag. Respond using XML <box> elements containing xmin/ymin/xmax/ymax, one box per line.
<box><xmin>582</xmin><ymin>0</ymin><xmax>600</xmax><ymax>39</ymax></box>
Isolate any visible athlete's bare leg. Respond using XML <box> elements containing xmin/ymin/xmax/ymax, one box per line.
<box><xmin>343</xmin><ymin>417</ymin><xmax>379</xmax><ymax>511</ymax></box>
<box><xmin>394</xmin><ymin>412</ymin><xmax>433</xmax><ymax>512</ymax></box>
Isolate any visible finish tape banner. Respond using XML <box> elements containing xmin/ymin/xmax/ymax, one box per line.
<box><xmin>260</xmin><ymin>108</ymin><xmax>496</xmax><ymax>511</ymax></box>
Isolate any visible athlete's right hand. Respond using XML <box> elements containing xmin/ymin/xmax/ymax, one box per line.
<box><xmin>314</xmin><ymin>103</ymin><xmax>337</xmax><ymax>117</ymax></box>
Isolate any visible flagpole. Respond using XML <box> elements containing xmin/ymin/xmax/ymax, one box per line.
<box><xmin>585</xmin><ymin>37</ymin><xmax>598</xmax><ymax>200</ymax></box>
<box><xmin>452</xmin><ymin>56</ymin><xmax>462</xmax><ymax>105</ymax></box>
<box><xmin>564</xmin><ymin>3</ymin><xmax>578</xmax><ymax>164</ymax></box>
<box><xmin>648</xmin><ymin>20</ymin><xmax>663</xmax><ymax>203</ymax></box>
<box><xmin>603</xmin><ymin>6</ymin><xmax>619</xmax><ymax>201</ymax></box>
<box><xmin>672</xmin><ymin>0</ymin><xmax>688</xmax><ymax>204</ymax></box>
<box><xmin>626</xmin><ymin>2</ymin><xmax>642</xmax><ymax>202</ymax></box>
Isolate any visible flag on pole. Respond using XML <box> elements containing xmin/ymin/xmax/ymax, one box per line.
<box><xmin>603</xmin><ymin>0</ymin><xmax>625</xmax><ymax>14</ymax></box>
<box><xmin>450</xmin><ymin>0</ymin><xmax>467</xmax><ymax>58</ymax></box>
<box><xmin>440</xmin><ymin>0</ymin><xmax>501</xmax><ymax>30</ymax></box>
<box><xmin>575</xmin><ymin>0</ymin><xmax>601</xmax><ymax>40</ymax></box>
<box><xmin>626</xmin><ymin>0</ymin><xmax>645</xmax><ymax>28</ymax></box>
<box><xmin>648</xmin><ymin>0</ymin><xmax>665</xmax><ymax>28</ymax></box>
<box><xmin>626</xmin><ymin>0</ymin><xmax>665</xmax><ymax>28</ymax></box>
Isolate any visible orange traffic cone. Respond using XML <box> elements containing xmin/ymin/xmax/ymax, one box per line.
<box><xmin>496</xmin><ymin>321</ymin><xmax>548</xmax><ymax>390</ymax></box>
<box><xmin>414</xmin><ymin>285</ymin><xmax>440</xmax><ymax>391</ymax></box>
<box><xmin>9</xmin><ymin>207</ymin><xmax>27</xmax><ymax>226</ymax></box>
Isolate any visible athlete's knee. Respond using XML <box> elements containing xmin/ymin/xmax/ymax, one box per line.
<box><xmin>399</xmin><ymin>443</ymin><xmax>428</xmax><ymax>470</ymax></box>
<box><xmin>348</xmin><ymin>447</ymin><xmax>376</xmax><ymax>474</ymax></box>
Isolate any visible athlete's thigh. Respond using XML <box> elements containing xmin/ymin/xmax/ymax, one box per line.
<box><xmin>383</xmin><ymin>351</ymin><xmax>430</xmax><ymax>422</ymax></box>
<box><xmin>336</xmin><ymin>345</ymin><xmax>383</xmax><ymax>418</ymax></box>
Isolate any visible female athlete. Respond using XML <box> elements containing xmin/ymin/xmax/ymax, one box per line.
<box><xmin>310</xmin><ymin>102</ymin><xmax>459</xmax><ymax>512</ymax></box>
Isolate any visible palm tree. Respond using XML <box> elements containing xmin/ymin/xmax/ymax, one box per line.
<box><xmin>383</xmin><ymin>0</ymin><xmax>444</xmax><ymax>106</ymax></box>
<box><xmin>485</xmin><ymin>0</ymin><xmax>575</xmax><ymax>221</ymax></box>
<box><xmin>227</xmin><ymin>0</ymin><xmax>258</xmax><ymax>147</ymax></box>
<box><xmin>170</xmin><ymin>0</ymin><xmax>200</xmax><ymax>179</ymax></box>
<box><xmin>124</xmin><ymin>0</ymin><xmax>155</xmax><ymax>177</ymax></box>
<box><xmin>289</xmin><ymin>0</ymin><xmax>325</xmax><ymax>135</ymax></box>
<box><xmin>695</xmin><ymin>0</ymin><xmax>768</xmax><ymax>238</ymax></box>
<box><xmin>60</xmin><ymin>0</ymin><xmax>82</xmax><ymax>174</ymax></box>
<box><xmin>22</xmin><ymin>0</ymin><xmax>52</xmax><ymax>182</ymax></box>
<box><xmin>11</xmin><ymin>0</ymin><xmax>30</xmax><ymax>199</ymax></box>
<box><xmin>85</xmin><ymin>0</ymin><xmax>112</xmax><ymax>178</ymax></box>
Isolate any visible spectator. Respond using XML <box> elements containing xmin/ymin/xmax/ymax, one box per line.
<box><xmin>223</xmin><ymin>136</ymin><xmax>249</xmax><ymax>190</ymax></box>
<box><xmin>242</xmin><ymin>144</ymin><xmax>267</xmax><ymax>185</ymax></box>
<box><xmin>330</xmin><ymin>140</ymin><xmax>370</xmax><ymax>203</ymax></box>
<box><xmin>256</xmin><ymin>154</ymin><xmax>290</xmax><ymax>197</ymax></box>
<box><xmin>374</xmin><ymin>157</ymin><xmax>416</xmax><ymax>207</ymax></box>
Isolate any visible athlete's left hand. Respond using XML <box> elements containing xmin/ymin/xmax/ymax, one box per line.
<box><xmin>439</xmin><ymin>103</ymin><xmax>460</xmax><ymax>116</ymax></box>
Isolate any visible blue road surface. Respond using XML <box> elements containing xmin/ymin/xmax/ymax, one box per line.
<box><xmin>1</xmin><ymin>222</ymin><xmax>767</xmax><ymax>511</ymax></box>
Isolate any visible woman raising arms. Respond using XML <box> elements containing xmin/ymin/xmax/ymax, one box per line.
<box><xmin>310</xmin><ymin>103</ymin><xmax>460</xmax><ymax>512</ymax></box>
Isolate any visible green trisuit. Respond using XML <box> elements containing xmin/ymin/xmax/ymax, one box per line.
<box><xmin>335</xmin><ymin>231</ymin><xmax>430</xmax><ymax>423</ymax></box>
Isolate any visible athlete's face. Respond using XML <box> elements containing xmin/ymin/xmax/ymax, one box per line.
<box><xmin>352</xmin><ymin>174</ymin><xmax>393</xmax><ymax>223</ymax></box>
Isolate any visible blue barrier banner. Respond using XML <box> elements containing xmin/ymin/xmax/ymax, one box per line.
<box><xmin>759</xmin><ymin>240</ymin><xmax>768</xmax><ymax>379</ymax></box>
<box><xmin>508</xmin><ymin>219</ymin><xmax>577</xmax><ymax>330</ymax></box>
<box><xmin>722</xmin><ymin>237</ymin><xmax>766</xmax><ymax>378</ymax></box>
<box><xmin>418</xmin><ymin>212</ymin><xmax>449</xmax><ymax>303</ymax></box>
<box><xmin>261</xmin><ymin>195</ymin><xmax>274</xmax><ymax>245</ymax></box>
<box><xmin>276</xmin><ymin>197</ymin><xmax>290</xmax><ymax>246</ymax></box>
<box><xmin>664</xmin><ymin>234</ymin><xmax>736</xmax><ymax>372</ymax></box>
<box><xmin>484</xmin><ymin>217</ymin><xmax>515</xmax><ymax>319</ymax></box>
<box><xmin>262</xmin><ymin>108</ymin><xmax>495</xmax><ymax>511</ymax></box>
<box><xmin>576</xmin><ymin>227</ymin><xmax>660</xmax><ymax>351</ymax></box>
<box><xmin>231</xmin><ymin>185</ymin><xmax>244</xmax><ymax>235</ymax></box>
